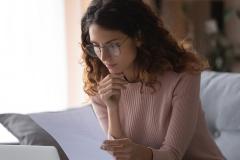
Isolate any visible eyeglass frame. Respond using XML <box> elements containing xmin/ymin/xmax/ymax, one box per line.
<box><xmin>83</xmin><ymin>36</ymin><xmax>129</xmax><ymax>58</ymax></box>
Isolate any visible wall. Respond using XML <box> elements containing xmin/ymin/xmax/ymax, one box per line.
<box><xmin>65</xmin><ymin>0</ymin><xmax>89</xmax><ymax>107</ymax></box>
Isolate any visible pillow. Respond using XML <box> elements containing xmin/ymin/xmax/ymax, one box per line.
<box><xmin>0</xmin><ymin>113</ymin><xmax>69</xmax><ymax>160</ymax></box>
<box><xmin>215</xmin><ymin>131</ymin><xmax>240</xmax><ymax>160</ymax></box>
<box><xmin>200</xmin><ymin>71</ymin><xmax>240</xmax><ymax>132</ymax></box>
<box><xmin>0</xmin><ymin>104</ymin><xmax>112</xmax><ymax>160</ymax></box>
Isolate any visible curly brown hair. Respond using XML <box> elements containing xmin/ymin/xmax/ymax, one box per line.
<box><xmin>81</xmin><ymin>0</ymin><xmax>209</xmax><ymax>96</ymax></box>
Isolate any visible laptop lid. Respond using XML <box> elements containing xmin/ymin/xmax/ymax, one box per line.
<box><xmin>0</xmin><ymin>145</ymin><xmax>60</xmax><ymax>160</ymax></box>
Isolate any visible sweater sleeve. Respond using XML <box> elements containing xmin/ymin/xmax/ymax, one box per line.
<box><xmin>90</xmin><ymin>95</ymin><xmax>117</xmax><ymax>140</ymax></box>
<box><xmin>149</xmin><ymin>73</ymin><xmax>201</xmax><ymax>160</ymax></box>
<box><xmin>90</xmin><ymin>95</ymin><xmax>109</xmax><ymax>135</ymax></box>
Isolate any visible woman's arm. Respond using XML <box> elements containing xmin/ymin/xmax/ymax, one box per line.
<box><xmin>91</xmin><ymin>95</ymin><xmax>126</xmax><ymax>139</ymax></box>
<box><xmin>149</xmin><ymin>73</ymin><xmax>201</xmax><ymax>160</ymax></box>
<box><xmin>90</xmin><ymin>96</ymin><xmax>109</xmax><ymax>134</ymax></box>
<box><xmin>90</xmin><ymin>73</ymin><xmax>127</xmax><ymax>139</ymax></box>
<box><xmin>92</xmin><ymin>94</ymin><xmax>153</xmax><ymax>160</ymax></box>
<box><xmin>107</xmin><ymin>103</ymin><xmax>126</xmax><ymax>139</ymax></box>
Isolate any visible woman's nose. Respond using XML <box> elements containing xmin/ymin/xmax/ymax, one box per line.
<box><xmin>100</xmin><ymin>47</ymin><xmax>110</xmax><ymax>61</ymax></box>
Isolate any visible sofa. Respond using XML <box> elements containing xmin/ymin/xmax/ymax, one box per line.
<box><xmin>200</xmin><ymin>71</ymin><xmax>240</xmax><ymax>160</ymax></box>
<box><xmin>0</xmin><ymin>71</ymin><xmax>240</xmax><ymax>160</ymax></box>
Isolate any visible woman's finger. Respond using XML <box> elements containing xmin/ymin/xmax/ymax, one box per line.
<box><xmin>104</xmin><ymin>138</ymin><xmax>130</xmax><ymax>146</ymax></box>
<box><xmin>99</xmin><ymin>77</ymin><xmax>127</xmax><ymax>89</ymax></box>
<box><xmin>98</xmin><ymin>80</ymin><xmax>127</xmax><ymax>91</ymax></box>
<box><xmin>98</xmin><ymin>79</ymin><xmax>127</xmax><ymax>92</ymax></box>
<box><xmin>98</xmin><ymin>84</ymin><xmax>126</xmax><ymax>94</ymax></box>
<box><xmin>99</xmin><ymin>74</ymin><xmax>124</xmax><ymax>85</ymax></box>
<box><xmin>104</xmin><ymin>144</ymin><xmax>132</xmax><ymax>153</ymax></box>
<box><xmin>101</xmin><ymin>89</ymin><xmax>120</xmax><ymax>99</ymax></box>
<box><xmin>101</xmin><ymin>145</ymin><xmax>126</xmax><ymax>152</ymax></box>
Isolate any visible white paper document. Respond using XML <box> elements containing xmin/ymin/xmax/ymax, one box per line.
<box><xmin>30</xmin><ymin>105</ymin><xmax>113</xmax><ymax>160</ymax></box>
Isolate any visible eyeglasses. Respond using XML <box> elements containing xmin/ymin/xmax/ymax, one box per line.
<box><xmin>83</xmin><ymin>36</ymin><xmax>129</xmax><ymax>58</ymax></box>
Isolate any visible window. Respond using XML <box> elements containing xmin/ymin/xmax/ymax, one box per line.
<box><xmin>0</xmin><ymin>0</ymin><xmax>67</xmax><ymax>114</ymax></box>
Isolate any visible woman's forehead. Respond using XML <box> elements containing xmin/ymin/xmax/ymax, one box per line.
<box><xmin>89</xmin><ymin>24</ymin><xmax>125</xmax><ymax>43</ymax></box>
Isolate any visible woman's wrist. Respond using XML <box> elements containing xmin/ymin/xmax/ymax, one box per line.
<box><xmin>107</xmin><ymin>103</ymin><xmax>124</xmax><ymax>139</ymax></box>
<box><xmin>106</xmin><ymin>102</ymin><xmax>119</xmax><ymax>111</ymax></box>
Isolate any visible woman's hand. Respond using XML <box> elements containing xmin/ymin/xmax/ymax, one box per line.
<box><xmin>100</xmin><ymin>138</ymin><xmax>153</xmax><ymax>160</ymax></box>
<box><xmin>98</xmin><ymin>73</ymin><xmax>128</xmax><ymax>107</ymax></box>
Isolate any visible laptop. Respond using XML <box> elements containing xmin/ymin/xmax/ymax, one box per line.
<box><xmin>0</xmin><ymin>145</ymin><xmax>60</xmax><ymax>160</ymax></box>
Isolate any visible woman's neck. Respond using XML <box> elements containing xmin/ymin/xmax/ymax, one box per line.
<box><xmin>123</xmin><ymin>66</ymin><xmax>139</xmax><ymax>83</ymax></box>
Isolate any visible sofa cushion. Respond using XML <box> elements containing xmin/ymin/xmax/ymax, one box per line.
<box><xmin>200</xmin><ymin>71</ymin><xmax>240</xmax><ymax>160</ymax></box>
<box><xmin>215</xmin><ymin>131</ymin><xmax>240</xmax><ymax>160</ymax></box>
<box><xmin>200</xmin><ymin>71</ymin><xmax>240</xmax><ymax>133</ymax></box>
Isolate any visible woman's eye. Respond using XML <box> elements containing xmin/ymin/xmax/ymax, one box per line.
<box><xmin>111</xmin><ymin>43</ymin><xmax>120</xmax><ymax>48</ymax></box>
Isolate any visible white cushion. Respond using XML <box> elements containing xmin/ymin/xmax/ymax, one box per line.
<box><xmin>215</xmin><ymin>131</ymin><xmax>240</xmax><ymax>160</ymax></box>
<box><xmin>200</xmin><ymin>71</ymin><xmax>240</xmax><ymax>160</ymax></box>
<box><xmin>200</xmin><ymin>71</ymin><xmax>240</xmax><ymax>132</ymax></box>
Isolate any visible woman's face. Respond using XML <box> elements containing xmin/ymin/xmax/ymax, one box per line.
<box><xmin>89</xmin><ymin>24</ymin><xmax>139</xmax><ymax>75</ymax></box>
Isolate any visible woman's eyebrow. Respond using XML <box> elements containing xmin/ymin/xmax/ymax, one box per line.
<box><xmin>90</xmin><ymin>38</ymin><xmax>119</xmax><ymax>45</ymax></box>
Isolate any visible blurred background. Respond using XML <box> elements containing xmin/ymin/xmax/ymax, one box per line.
<box><xmin>0</xmin><ymin>0</ymin><xmax>239</xmax><ymax>114</ymax></box>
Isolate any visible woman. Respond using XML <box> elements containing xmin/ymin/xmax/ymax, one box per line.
<box><xmin>81</xmin><ymin>0</ymin><xmax>225</xmax><ymax>159</ymax></box>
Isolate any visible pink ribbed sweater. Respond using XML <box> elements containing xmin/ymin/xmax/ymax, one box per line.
<box><xmin>90</xmin><ymin>71</ymin><xmax>224</xmax><ymax>160</ymax></box>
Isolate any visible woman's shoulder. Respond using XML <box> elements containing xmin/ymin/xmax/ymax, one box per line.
<box><xmin>157</xmin><ymin>70</ymin><xmax>201</xmax><ymax>86</ymax></box>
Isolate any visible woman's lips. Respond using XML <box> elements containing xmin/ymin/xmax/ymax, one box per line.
<box><xmin>106</xmin><ymin>64</ymin><xmax>117</xmax><ymax>69</ymax></box>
